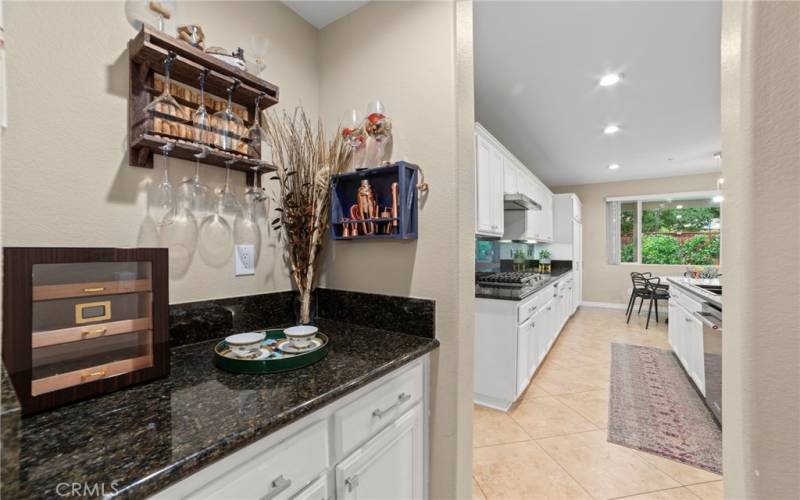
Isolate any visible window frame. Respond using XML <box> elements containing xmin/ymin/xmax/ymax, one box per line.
<box><xmin>607</xmin><ymin>190</ymin><xmax>722</xmax><ymax>266</ymax></box>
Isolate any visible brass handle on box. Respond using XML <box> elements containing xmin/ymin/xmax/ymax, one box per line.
<box><xmin>81</xmin><ymin>369</ymin><xmax>108</xmax><ymax>380</ymax></box>
<box><xmin>81</xmin><ymin>327</ymin><xmax>108</xmax><ymax>338</ymax></box>
<box><xmin>83</xmin><ymin>287</ymin><xmax>106</xmax><ymax>293</ymax></box>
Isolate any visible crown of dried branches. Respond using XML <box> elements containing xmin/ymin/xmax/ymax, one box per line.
<box><xmin>265</xmin><ymin>108</ymin><xmax>350</xmax><ymax>324</ymax></box>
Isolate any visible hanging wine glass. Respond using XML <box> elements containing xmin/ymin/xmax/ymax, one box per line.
<box><xmin>245</xmin><ymin>161</ymin><xmax>267</xmax><ymax>206</ymax></box>
<box><xmin>155</xmin><ymin>142</ymin><xmax>174</xmax><ymax>211</ymax></box>
<box><xmin>245</xmin><ymin>94</ymin><xmax>270</xmax><ymax>158</ymax></box>
<box><xmin>364</xmin><ymin>99</ymin><xmax>393</xmax><ymax>167</ymax></box>
<box><xmin>146</xmin><ymin>52</ymin><xmax>189</xmax><ymax>136</ymax></box>
<box><xmin>193</xmin><ymin>69</ymin><xmax>211</xmax><ymax>146</ymax></box>
<box><xmin>198</xmin><ymin>190</ymin><xmax>234</xmax><ymax>267</ymax></box>
<box><xmin>220</xmin><ymin>157</ymin><xmax>243</xmax><ymax>219</ymax></box>
<box><xmin>212</xmin><ymin>80</ymin><xmax>244</xmax><ymax>153</ymax></box>
<box><xmin>341</xmin><ymin>108</ymin><xmax>367</xmax><ymax>171</ymax></box>
<box><xmin>178</xmin><ymin>146</ymin><xmax>212</xmax><ymax>213</ymax></box>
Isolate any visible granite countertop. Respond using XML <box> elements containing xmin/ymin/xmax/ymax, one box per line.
<box><xmin>0</xmin><ymin>319</ymin><xmax>439</xmax><ymax>499</ymax></box>
<box><xmin>666</xmin><ymin>277</ymin><xmax>722</xmax><ymax>307</ymax></box>
<box><xmin>475</xmin><ymin>268</ymin><xmax>573</xmax><ymax>301</ymax></box>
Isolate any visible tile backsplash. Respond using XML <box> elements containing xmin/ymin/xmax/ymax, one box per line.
<box><xmin>476</xmin><ymin>240</ymin><xmax>536</xmax><ymax>273</ymax></box>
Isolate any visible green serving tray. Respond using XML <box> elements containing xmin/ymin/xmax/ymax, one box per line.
<box><xmin>214</xmin><ymin>329</ymin><xmax>329</xmax><ymax>374</ymax></box>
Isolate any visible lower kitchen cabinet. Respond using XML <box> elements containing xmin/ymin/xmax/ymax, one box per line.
<box><xmin>668</xmin><ymin>289</ymin><xmax>706</xmax><ymax>396</ymax></box>
<box><xmin>153</xmin><ymin>359</ymin><xmax>429</xmax><ymax>500</ymax></box>
<box><xmin>336</xmin><ymin>403</ymin><xmax>424</xmax><ymax>500</ymax></box>
<box><xmin>475</xmin><ymin>272</ymin><xmax>576</xmax><ymax>410</ymax></box>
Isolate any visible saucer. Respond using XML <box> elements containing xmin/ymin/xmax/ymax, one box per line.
<box><xmin>223</xmin><ymin>346</ymin><xmax>272</xmax><ymax>361</ymax></box>
<box><xmin>276</xmin><ymin>337</ymin><xmax>324</xmax><ymax>354</ymax></box>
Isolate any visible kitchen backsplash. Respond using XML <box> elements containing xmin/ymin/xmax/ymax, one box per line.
<box><xmin>476</xmin><ymin>240</ymin><xmax>572</xmax><ymax>275</ymax></box>
<box><xmin>169</xmin><ymin>289</ymin><xmax>436</xmax><ymax>346</ymax></box>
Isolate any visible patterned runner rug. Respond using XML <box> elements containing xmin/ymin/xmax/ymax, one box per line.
<box><xmin>608</xmin><ymin>343</ymin><xmax>722</xmax><ymax>474</ymax></box>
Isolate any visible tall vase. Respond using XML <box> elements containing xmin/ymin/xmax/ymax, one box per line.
<box><xmin>293</xmin><ymin>290</ymin><xmax>317</xmax><ymax>325</ymax></box>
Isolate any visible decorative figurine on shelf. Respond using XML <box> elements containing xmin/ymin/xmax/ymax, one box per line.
<box><xmin>357</xmin><ymin>179</ymin><xmax>378</xmax><ymax>235</ymax></box>
<box><xmin>364</xmin><ymin>99</ymin><xmax>393</xmax><ymax>168</ymax></box>
<box><xmin>341</xmin><ymin>109</ymin><xmax>367</xmax><ymax>171</ymax></box>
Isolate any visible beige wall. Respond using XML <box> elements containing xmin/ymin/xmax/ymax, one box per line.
<box><xmin>317</xmin><ymin>2</ymin><xmax>475</xmax><ymax>497</ymax></box>
<box><xmin>721</xmin><ymin>2</ymin><xmax>800</xmax><ymax>498</ymax></box>
<box><xmin>2</xmin><ymin>1</ymin><xmax>319</xmax><ymax>303</ymax></box>
<box><xmin>553</xmin><ymin>173</ymin><xmax>720</xmax><ymax>304</ymax></box>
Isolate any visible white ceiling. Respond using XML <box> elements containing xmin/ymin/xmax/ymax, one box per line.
<box><xmin>283</xmin><ymin>1</ymin><xmax>369</xmax><ymax>29</ymax></box>
<box><xmin>474</xmin><ymin>1</ymin><xmax>722</xmax><ymax>187</ymax></box>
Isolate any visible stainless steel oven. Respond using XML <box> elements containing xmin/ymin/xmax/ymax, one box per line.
<box><xmin>694</xmin><ymin>302</ymin><xmax>722</xmax><ymax>424</ymax></box>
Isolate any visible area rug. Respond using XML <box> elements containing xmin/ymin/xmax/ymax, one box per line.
<box><xmin>608</xmin><ymin>343</ymin><xmax>722</xmax><ymax>474</ymax></box>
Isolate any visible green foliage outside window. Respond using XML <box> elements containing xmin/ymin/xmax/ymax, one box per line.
<box><xmin>641</xmin><ymin>235</ymin><xmax>682</xmax><ymax>264</ymax></box>
<box><xmin>680</xmin><ymin>235</ymin><xmax>720</xmax><ymax>265</ymax></box>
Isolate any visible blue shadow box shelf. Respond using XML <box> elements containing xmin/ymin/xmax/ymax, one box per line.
<box><xmin>330</xmin><ymin>162</ymin><xmax>419</xmax><ymax>240</ymax></box>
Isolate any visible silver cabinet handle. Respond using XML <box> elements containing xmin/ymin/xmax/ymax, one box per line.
<box><xmin>261</xmin><ymin>475</ymin><xmax>292</xmax><ymax>500</ymax></box>
<box><xmin>693</xmin><ymin>311</ymin><xmax>722</xmax><ymax>330</ymax></box>
<box><xmin>345</xmin><ymin>475</ymin><xmax>360</xmax><ymax>492</ymax></box>
<box><xmin>372</xmin><ymin>392</ymin><xmax>411</xmax><ymax>418</ymax></box>
<box><xmin>527</xmin><ymin>305</ymin><xmax>537</xmax><ymax>315</ymax></box>
<box><xmin>547</xmin><ymin>306</ymin><xmax>552</xmax><ymax>311</ymax></box>
<box><xmin>684</xmin><ymin>317</ymin><xmax>693</xmax><ymax>323</ymax></box>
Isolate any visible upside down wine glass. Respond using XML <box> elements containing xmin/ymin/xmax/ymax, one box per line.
<box><xmin>342</xmin><ymin>108</ymin><xmax>367</xmax><ymax>171</ymax></box>
<box><xmin>146</xmin><ymin>52</ymin><xmax>188</xmax><ymax>130</ymax></box>
<box><xmin>364</xmin><ymin>99</ymin><xmax>393</xmax><ymax>167</ymax></box>
<box><xmin>213</xmin><ymin>80</ymin><xmax>244</xmax><ymax>153</ymax></box>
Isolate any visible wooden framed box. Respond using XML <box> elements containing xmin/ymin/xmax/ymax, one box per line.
<box><xmin>329</xmin><ymin>162</ymin><xmax>420</xmax><ymax>240</ymax></box>
<box><xmin>2</xmin><ymin>247</ymin><xmax>169</xmax><ymax>415</ymax></box>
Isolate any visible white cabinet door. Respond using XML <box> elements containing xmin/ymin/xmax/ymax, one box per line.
<box><xmin>503</xmin><ymin>156</ymin><xmax>518</xmax><ymax>194</ymax></box>
<box><xmin>538</xmin><ymin>185</ymin><xmax>554</xmax><ymax>242</ymax></box>
<box><xmin>336</xmin><ymin>404</ymin><xmax>424</xmax><ymax>500</ymax></box>
<box><xmin>475</xmin><ymin>134</ymin><xmax>495</xmax><ymax>235</ymax></box>
<box><xmin>489</xmin><ymin>148</ymin><xmax>505</xmax><ymax>235</ymax></box>
<box><xmin>516</xmin><ymin>317</ymin><xmax>534</xmax><ymax>396</ymax></box>
<box><xmin>684</xmin><ymin>312</ymin><xmax>706</xmax><ymax>395</ymax></box>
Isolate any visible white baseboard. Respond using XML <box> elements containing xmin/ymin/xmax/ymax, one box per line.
<box><xmin>474</xmin><ymin>394</ymin><xmax>511</xmax><ymax>412</ymax></box>
<box><xmin>581</xmin><ymin>301</ymin><xmax>629</xmax><ymax>310</ymax></box>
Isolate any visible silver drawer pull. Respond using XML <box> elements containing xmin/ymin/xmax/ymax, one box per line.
<box><xmin>372</xmin><ymin>392</ymin><xmax>411</xmax><ymax>418</ymax></box>
<box><xmin>260</xmin><ymin>474</ymin><xmax>292</xmax><ymax>500</ymax></box>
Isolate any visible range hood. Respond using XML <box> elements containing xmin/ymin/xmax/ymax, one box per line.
<box><xmin>504</xmin><ymin>193</ymin><xmax>542</xmax><ymax>211</ymax></box>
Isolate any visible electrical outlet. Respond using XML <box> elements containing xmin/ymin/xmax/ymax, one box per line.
<box><xmin>235</xmin><ymin>245</ymin><xmax>255</xmax><ymax>276</ymax></box>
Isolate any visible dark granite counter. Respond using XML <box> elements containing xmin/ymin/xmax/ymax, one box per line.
<box><xmin>475</xmin><ymin>268</ymin><xmax>573</xmax><ymax>301</ymax></box>
<box><xmin>0</xmin><ymin>319</ymin><xmax>438</xmax><ymax>499</ymax></box>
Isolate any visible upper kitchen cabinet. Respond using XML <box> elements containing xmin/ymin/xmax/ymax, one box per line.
<box><xmin>475</xmin><ymin>126</ymin><xmax>505</xmax><ymax>237</ymax></box>
<box><xmin>474</xmin><ymin>123</ymin><xmax>554</xmax><ymax>242</ymax></box>
<box><xmin>553</xmin><ymin>193</ymin><xmax>582</xmax><ymax>244</ymax></box>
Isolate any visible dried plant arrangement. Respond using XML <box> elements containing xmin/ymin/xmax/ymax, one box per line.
<box><xmin>266</xmin><ymin>108</ymin><xmax>350</xmax><ymax>324</ymax></box>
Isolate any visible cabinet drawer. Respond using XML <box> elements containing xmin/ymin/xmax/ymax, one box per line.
<box><xmin>190</xmin><ymin>421</ymin><xmax>329</xmax><ymax>500</ymax></box>
<box><xmin>335</xmin><ymin>363</ymin><xmax>423</xmax><ymax>457</ymax></box>
<box><xmin>517</xmin><ymin>287</ymin><xmax>556</xmax><ymax>324</ymax></box>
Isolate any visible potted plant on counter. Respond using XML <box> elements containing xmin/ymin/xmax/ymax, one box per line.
<box><xmin>538</xmin><ymin>249</ymin><xmax>552</xmax><ymax>274</ymax></box>
<box><xmin>267</xmin><ymin>109</ymin><xmax>349</xmax><ymax>324</ymax></box>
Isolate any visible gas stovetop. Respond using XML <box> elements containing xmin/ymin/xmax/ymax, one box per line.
<box><xmin>478</xmin><ymin>272</ymin><xmax>544</xmax><ymax>287</ymax></box>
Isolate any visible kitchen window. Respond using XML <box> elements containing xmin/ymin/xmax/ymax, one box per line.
<box><xmin>606</xmin><ymin>192</ymin><xmax>721</xmax><ymax>266</ymax></box>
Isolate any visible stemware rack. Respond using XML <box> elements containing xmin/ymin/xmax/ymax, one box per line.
<box><xmin>128</xmin><ymin>25</ymin><xmax>279</xmax><ymax>184</ymax></box>
<box><xmin>329</xmin><ymin>162</ymin><xmax>420</xmax><ymax>240</ymax></box>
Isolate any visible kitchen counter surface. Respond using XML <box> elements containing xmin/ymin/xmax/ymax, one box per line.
<box><xmin>666</xmin><ymin>277</ymin><xmax>722</xmax><ymax>307</ymax></box>
<box><xmin>0</xmin><ymin>319</ymin><xmax>439</xmax><ymax>499</ymax></box>
<box><xmin>475</xmin><ymin>268</ymin><xmax>573</xmax><ymax>301</ymax></box>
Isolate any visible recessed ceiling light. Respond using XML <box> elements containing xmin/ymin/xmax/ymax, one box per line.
<box><xmin>603</xmin><ymin>124</ymin><xmax>620</xmax><ymax>135</ymax></box>
<box><xmin>676</xmin><ymin>204</ymin><xmax>684</xmax><ymax>209</ymax></box>
<box><xmin>599</xmin><ymin>73</ymin><xmax>622</xmax><ymax>87</ymax></box>
<box><xmin>608</xmin><ymin>163</ymin><xmax>620</xmax><ymax>170</ymax></box>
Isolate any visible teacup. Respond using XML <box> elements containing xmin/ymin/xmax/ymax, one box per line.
<box><xmin>284</xmin><ymin>325</ymin><xmax>319</xmax><ymax>349</ymax></box>
<box><xmin>226</xmin><ymin>332</ymin><xmax>266</xmax><ymax>358</ymax></box>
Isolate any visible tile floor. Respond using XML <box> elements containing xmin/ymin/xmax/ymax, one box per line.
<box><xmin>472</xmin><ymin>306</ymin><xmax>723</xmax><ymax>500</ymax></box>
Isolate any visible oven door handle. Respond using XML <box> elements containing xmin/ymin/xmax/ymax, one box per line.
<box><xmin>692</xmin><ymin>311</ymin><xmax>722</xmax><ymax>331</ymax></box>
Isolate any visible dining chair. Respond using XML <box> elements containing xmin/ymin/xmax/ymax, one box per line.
<box><xmin>625</xmin><ymin>272</ymin><xmax>651</xmax><ymax>319</ymax></box>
